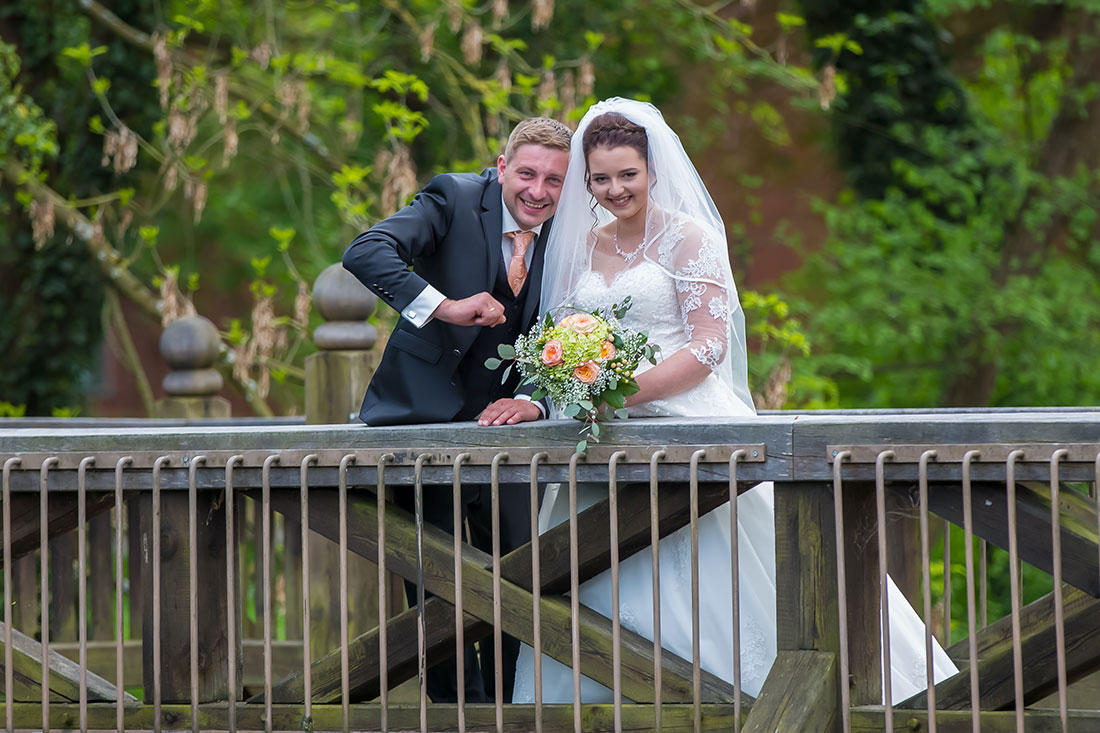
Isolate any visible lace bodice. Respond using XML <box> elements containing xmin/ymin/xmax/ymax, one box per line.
<box><xmin>574</xmin><ymin>260</ymin><xmax>753</xmax><ymax>418</ymax></box>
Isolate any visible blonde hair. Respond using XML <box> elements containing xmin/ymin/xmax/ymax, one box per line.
<box><xmin>503</xmin><ymin>117</ymin><xmax>572</xmax><ymax>160</ymax></box>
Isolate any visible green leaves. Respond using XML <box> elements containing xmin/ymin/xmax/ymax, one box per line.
<box><xmin>269</xmin><ymin>226</ymin><xmax>296</xmax><ymax>252</ymax></box>
<box><xmin>484</xmin><ymin>357</ymin><xmax>502</xmax><ymax>370</ymax></box>
<box><xmin>813</xmin><ymin>33</ymin><xmax>862</xmax><ymax>56</ymax></box>
<box><xmin>612</xmin><ymin>296</ymin><xmax>633</xmax><ymax>320</ymax></box>
<box><xmin>60</xmin><ymin>44</ymin><xmax>107</xmax><ymax>68</ymax></box>
<box><xmin>497</xmin><ymin>343</ymin><xmax>516</xmax><ymax>359</ymax></box>
<box><xmin>138</xmin><ymin>226</ymin><xmax>160</xmax><ymax>248</ymax></box>
<box><xmin>372</xmin><ymin>101</ymin><xmax>428</xmax><ymax>144</ymax></box>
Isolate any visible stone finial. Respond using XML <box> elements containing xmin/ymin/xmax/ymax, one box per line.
<box><xmin>160</xmin><ymin>315</ymin><xmax>224</xmax><ymax>396</ymax></box>
<box><xmin>312</xmin><ymin>263</ymin><xmax>378</xmax><ymax>350</ymax></box>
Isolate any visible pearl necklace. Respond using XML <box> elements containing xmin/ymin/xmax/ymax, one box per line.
<box><xmin>613</xmin><ymin>222</ymin><xmax>644</xmax><ymax>265</ymax></box>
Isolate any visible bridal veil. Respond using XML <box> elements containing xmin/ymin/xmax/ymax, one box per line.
<box><xmin>540</xmin><ymin>97</ymin><xmax>755</xmax><ymax>413</ymax></box>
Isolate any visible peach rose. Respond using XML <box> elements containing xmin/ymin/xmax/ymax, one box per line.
<box><xmin>541</xmin><ymin>339</ymin><xmax>564</xmax><ymax>366</ymax></box>
<box><xmin>558</xmin><ymin>312</ymin><xmax>599</xmax><ymax>334</ymax></box>
<box><xmin>599</xmin><ymin>340</ymin><xmax>616</xmax><ymax>361</ymax></box>
<box><xmin>573</xmin><ymin>360</ymin><xmax>600</xmax><ymax>384</ymax></box>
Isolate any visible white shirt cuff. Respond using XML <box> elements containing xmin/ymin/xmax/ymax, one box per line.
<box><xmin>403</xmin><ymin>285</ymin><xmax>447</xmax><ymax>328</ymax></box>
<box><xmin>514</xmin><ymin>393</ymin><xmax>546</xmax><ymax>418</ymax></box>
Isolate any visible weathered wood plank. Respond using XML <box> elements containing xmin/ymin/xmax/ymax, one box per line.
<box><xmin>921</xmin><ymin>481</ymin><xmax>1099</xmax><ymax>597</ymax></box>
<box><xmin>48</xmin><ymin>639</ymin><xmax>302</xmax><ymax>689</ymax></box>
<box><xmin>900</xmin><ymin>586</ymin><xmax>1100</xmax><ymax>710</ymax></box>
<box><xmin>10</xmin><ymin>552</ymin><xmax>38</xmax><ymax>636</ymax></box>
<box><xmin>258</xmin><ymin>488</ymin><xmax>737</xmax><ymax>704</ymax></box>
<box><xmin>742</xmin><ymin>650</ymin><xmax>836</xmax><ymax>732</ymax></box>
<box><xmin>282</xmin><ymin>517</ymin><xmax>303</xmax><ymax>640</ymax></box>
<box><xmin>0</xmin><ymin>416</ymin><xmax>793</xmax><ymax>492</ymax></box>
<box><xmin>0</xmin><ymin>415</ymin><xmax>795</xmax><ymax>454</ymax></box>
<box><xmin>126</xmin><ymin>499</ymin><xmax>142</xmax><ymax>639</ymax></box>
<box><xmin>48</xmin><ymin>532</ymin><xmax>77</xmax><ymax>642</ymax></box>
<box><xmin>0</xmin><ymin>621</ymin><xmax>137</xmax><ymax>703</ymax></box>
<box><xmin>774</xmin><ymin>481</ymin><xmax>881</xmax><ymax>705</ymax></box>
<box><xmin>140</xmin><ymin>491</ymin><xmax>236</xmax><ymax>702</ymax></box>
<box><xmin>87</xmin><ymin>511</ymin><xmax>114</xmax><ymax>639</ymax></box>
<box><xmin>850</xmin><ymin>705</ymin><xmax>1100</xmax><ymax>732</ymax></box>
<box><xmin>1</xmin><ymin>701</ymin><xmax>744</xmax><ymax>732</ymax></box>
<box><xmin>0</xmin><ymin>492</ymin><xmax>115</xmax><ymax>567</ymax></box>
<box><xmin>262</xmin><ymin>479</ymin><xmax>743</xmax><ymax>703</ymax></box>
<box><xmin>790</xmin><ymin>411</ymin><xmax>1100</xmax><ymax>482</ymax></box>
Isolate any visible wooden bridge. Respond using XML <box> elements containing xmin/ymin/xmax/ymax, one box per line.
<box><xmin>1</xmin><ymin>409</ymin><xmax>1100</xmax><ymax>731</ymax></box>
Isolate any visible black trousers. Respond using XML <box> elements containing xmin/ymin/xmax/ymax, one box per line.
<box><xmin>395</xmin><ymin>482</ymin><xmax>535</xmax><ymax>703</ymax></box>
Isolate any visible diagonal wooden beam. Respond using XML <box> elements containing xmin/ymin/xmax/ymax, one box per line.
<box><xmin>741</xmin><ymin>651</ymin><xmax>836</xmax><ymax>731</ymax></box>
<box><xmin>915</xmin><ymin>481</ymin><xmax>1099</xmax><ymax>597</ymax></box>
<box><xmin>898</xmin><ymin>586</ymin><xmax>1100</xmax><ymax>710</ymax></box>
<box><xmin>261</xmin><ymin>480</ymin><xmax>740</xmax><ymax>703</ymax></box>
<box><xmin>0</xmin><ymin>493</ymin><xmax>116</xmax><ymax>568</ymax></box>
<box><xmin>256</xmin><ymin>486</ymin><xmax>742</xmax><ymax>704</ymax></box>
<box><xmin>0</xmin><ymin>621</ymin><xmax>138</xmax><ymax>704</ymax></box>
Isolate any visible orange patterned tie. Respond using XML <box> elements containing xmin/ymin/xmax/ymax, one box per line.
<box><xmin>507</xmin><ymin>230</ymin><xmax>535</xmax><ymax>296</ymax></box>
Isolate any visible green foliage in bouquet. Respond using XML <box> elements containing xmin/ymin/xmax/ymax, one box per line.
<box><xmin>487</xmin><ymin>297</ymin><xmax>658</xmax><ymax>452</ymax></box>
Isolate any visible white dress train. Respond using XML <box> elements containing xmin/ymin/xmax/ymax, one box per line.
<box><xmin>512</xmin><ymin>261</ymin><xmax>958</xmax><ymax>704</ymax></box>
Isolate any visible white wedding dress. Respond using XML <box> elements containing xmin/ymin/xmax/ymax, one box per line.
<box><xmin>512</xmin><ymin>256</ymin><xmax>958</xmax><ymax>705</ymax></box>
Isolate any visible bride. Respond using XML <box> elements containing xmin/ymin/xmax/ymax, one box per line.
<box><xmin>512</xmin><ymin>98</ymin><xmax>957</xmax><ymax>704</ymax></box>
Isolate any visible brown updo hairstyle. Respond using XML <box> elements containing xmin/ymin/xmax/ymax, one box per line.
<box><xmin>582</xmin><ymin>112</ymin><xmax>649</xmax><ymax>188</ymax></box>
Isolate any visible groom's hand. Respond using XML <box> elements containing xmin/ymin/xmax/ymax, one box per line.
<box><xmin>432</xmin><ymin>293</ymin><xmax>507</xmax><ymax>327</ymax></box>
<box><xmin>478</xmin><ymin>398</ymin><xmax>542</xmax><ymax>426</ymax></box>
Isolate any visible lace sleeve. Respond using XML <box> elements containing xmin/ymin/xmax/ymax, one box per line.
<box><xmin>664</xmin><ymin>222</ymin><xmax>730</xmax><ymax>371</ymax></box>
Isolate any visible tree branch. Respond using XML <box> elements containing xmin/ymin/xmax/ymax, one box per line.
<box><xmin>78</xmin><ymin>0</ymin><xmax>341</xmax><ymax>171</ymax></box>
<box><xmin>104</xmin><ymin>288</ymin><xmax>155</xmax><ymax>416</ymax></box>
<box><xmin>2</xmin><ymin>160</ymin><xmax>274</xmax><ymax>417</ymax></box>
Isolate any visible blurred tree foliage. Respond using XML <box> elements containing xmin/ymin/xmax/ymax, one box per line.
<box><xmin>0</xmin><ymin>0</ymin><xmax>815</xmax><ymax>415</ymax></box>
<box><xmin>790</xmin><ymin>0</ymin><xmax>1100</xmax><ymax>408</ymax></box>
<box><xmin>5</xmin><ymin>0</ymin><xmax>1100</xmax><ymax>418</ymax></box>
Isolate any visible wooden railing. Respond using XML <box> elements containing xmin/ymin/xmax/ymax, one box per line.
<box><xmin>1</xmin><ymin>410</ymin><xmax>1099</xmax><ymax>731</ymax></box>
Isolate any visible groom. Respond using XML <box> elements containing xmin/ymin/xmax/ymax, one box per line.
<box><xmin>342</xmin><ymin>117</ymin><xmax>572</xmax><ymax>703</ymax></box>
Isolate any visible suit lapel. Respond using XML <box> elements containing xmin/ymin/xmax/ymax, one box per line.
<box><xmin>480</xmin><ymin>176</ymin><xmax>504</xmax><ymax>291</ymax></box>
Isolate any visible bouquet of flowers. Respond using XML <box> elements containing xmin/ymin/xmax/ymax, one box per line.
<box><xmin>486</xmin><ymin>297</ymin><xmax>659</xmax><ymax>451</ymax></box>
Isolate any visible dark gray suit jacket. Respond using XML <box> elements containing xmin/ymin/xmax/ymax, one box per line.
<box><xmin>342</xmin><ymin>169</ymin><xmax>549</xmax><ymax>426</ymax></box>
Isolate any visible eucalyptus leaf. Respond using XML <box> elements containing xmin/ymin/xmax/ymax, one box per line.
<box><xmin>500</xmin><ymin>363</ymin><xmax>513</xmax><ymax>384</ymax></box>
<box><xmin>615</xmin><ymin>408</ymin><xmax>629</xmax><ymax>419</ymax></box>
<box><xmin>497</xmin><ymin>343</ymin><xmax>516</xmax><ymax>359</ymax></box>
<box><xmin>484</xmin><ymin>357</ymin><xmax>502</xmax><ymax>370</ymax></box>
<box><xmin>576</xmin><ymin>440</ymin><xmax>588</xmax><ymax>454</ymax></box>
<box><xmin>563</xmin><ymin>403</ymin><xmax>582</xmax><ymax>418</ymax></box>
<box><xmin>591</xmin><ymin>421</ymin><xmax>601</xmax><ymax>438</ymax></box>
<box><xmin>579</xmin><ymin>399</ymin><xmax>594</xmax><ymax>411</ymax></box>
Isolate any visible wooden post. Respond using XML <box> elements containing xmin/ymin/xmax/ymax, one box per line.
<box><xmin>885</xmin><ymin>490</ymin><xmax>921</xmax><ymax>609</ymax></box>
<box><xmin>153</xmin><ymin>315</ymin><xmax>231</xmax><ymax>420</ymax></box>
<box><xmin>127</xmin><ymin>502</ymin><xmax>142</xmax><ymax>640</ymax></box>
<box><xmin>744</xmin><ymin>481</ymin><xmax>880</xmax><ymax>732</ymax></box>
<box><xmin>141</xmin><ymin>316</ymin><xmax>238</xmax><ymax>702</ymax></box>
<box><xmin>87</xmin><ymin>512</ymin><xmax>114</xmax><ymax>640</ymax></box>
<box><xmin>304</xmin><ymin>262</ymin><xmax>380</xmax><ymax>424</ymax></box>
<box><xmin>48</xmin><ymin>533</ymin><xmax>77</xmax><ymax>642</ymax></box>
<box><xmin>11</xmin><ymin>554</ymin><xmax>38</xmax><ymax>637</ymax></box>
<box><xmin>303</xmin><ymin>263</ymin><xmax>382</xmax><ymax>659</ymax></box>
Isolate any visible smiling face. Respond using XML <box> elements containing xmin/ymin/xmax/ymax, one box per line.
<box><xmin>586</xmin><ymin>145</ymin><xmax>650</xmax><ymax>223</ymax></box>
<box><xmin>497</xmin><ymin>143</ymin><xmax>570</xmax><ymax>231</ymax></box>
